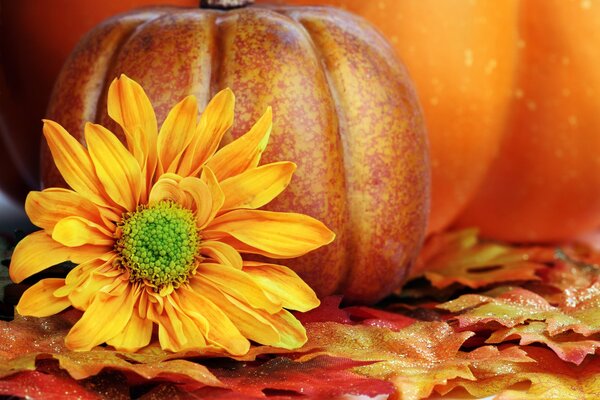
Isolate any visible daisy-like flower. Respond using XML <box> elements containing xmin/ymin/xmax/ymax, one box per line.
<box><xmin>9</xmin><ymin>75</ymin><xmax>335</xmax><ymax>355</ymax></box>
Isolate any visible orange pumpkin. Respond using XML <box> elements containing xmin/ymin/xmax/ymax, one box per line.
<box><xmin>456</xmin><ymin>1</ymin><xmax>600</xmax><ymax>242</ymax></box>
<box><xmin>42</xmin><ymin>5</ymin><xmax>430</xmax><ymax>303</ymax></box>
<box><xmin>269</xmin><ymin>0</ymin><xmax>600</xmax><ymax>242</ymax></box>
<box><xmin>0</xmin><ymin>0</ymin><xmax>197</xmax><ymax>201</ymax></box>
<box><xmin>259</xmin><ymin>0</ymin><xmax>520</xmax><ymax>236</ymax></box>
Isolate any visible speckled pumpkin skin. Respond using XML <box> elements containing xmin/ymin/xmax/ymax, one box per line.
<box><xmin>42</xmin><ymin>6</ymin><xmax>430</xmax><ymax>304</ymax></box>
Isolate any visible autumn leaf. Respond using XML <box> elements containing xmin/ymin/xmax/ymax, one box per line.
<box><xmin>0</xmin><ymin>370</ymin><xmax>100</xmax><ymax>400</ymax></box>
<box><xmin>486</xmin><ymin>322</ymin><xmax>600</xmax><ymax>365</ymax></box>
<box><xmin>436</xmin><ymin>346</ymin><xmax>600</xmax><ymax>400</ymax></box>
<box><xmin>294</xmin><ymin>321</ymin><xmax>474</xmax><ymax>400</ymax></box>
<box><xmin>0</xmin><ymin>312</ymin><xmax>223</xmax><ymax>389</ymax></box>
<box><xmin>411</xmin><ymin>229</ymin><xmax>550</xmax><ymax>289</ymax></box>
<box><xmin>194</xmin><ymin>356</ymin><xmax>395</xmax><ymax>399</ymax></box>
<box><xmin>438</xmin><ymin>286</ymin><xmax>600</xmax><ymax>336</ymax></box>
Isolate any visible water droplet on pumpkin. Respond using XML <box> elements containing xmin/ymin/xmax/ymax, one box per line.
<box><xmin>429</xmin><ymin>97</ymin><xmax>439</xmax><ymax>106</ymax></box>
<box><xmin>526</xmin><ymin>100</ymin><xmax>537</xmax><ymax>111</ymax></box>
<box><xmin>581</xmin><ymin>0</ymin><xmax>592</xmax><ymax>10</ymax></box>
<box><xmin>515</xmin><ymin>89</ymin><xmax>524</xmax><ymax>99</ymax></box>
<box><xmin>484</xmin><ymin>59</ymin><xmax>497</xmax><ymax>75</ymax></box>
<box><xmin>464</xmin><ymin>49</ymin><xmax>474</xmax><ymax>67</ymax></box>
<box><xmin>568</xmin><ymin>115</ymin><xmax>578</xmax><ymax>126</ymax></box>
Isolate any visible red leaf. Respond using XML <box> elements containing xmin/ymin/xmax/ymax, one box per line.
<box><xmin>194</xmin><ymin>356</ymin><xmax>395</xmax><ymax>399</ymax></box>
<box><xmin>0</xmin><ymin>371</ymin><xmax>100</xmax><ymax>400</ymax></box>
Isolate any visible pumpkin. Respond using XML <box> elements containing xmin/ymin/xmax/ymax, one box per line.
<box><xmin>0</xmin><ymin>0</ymin><xmax>197</xmax><ymax>201</ymax></box>
<box><xmin>41</xmin><ymin>4</ymin><xmax>430</xmax><ymax>303</ymax></box>
<box><xmin>267</xmin><ymin>0</ymin><xmax>600</xmax><ymax>242</ymax></box>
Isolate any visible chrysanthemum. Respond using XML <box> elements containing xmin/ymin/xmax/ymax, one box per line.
<box><xmin>10</xmin><ymin>75</ymin><xmax>335</xmax><ymax>355</ymax></box>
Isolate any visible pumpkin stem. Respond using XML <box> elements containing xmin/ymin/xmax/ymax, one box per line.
<box><xmin>200</xmin><ymin>0</ymin><xmax>254</xmax><ymax>9</ymax></box>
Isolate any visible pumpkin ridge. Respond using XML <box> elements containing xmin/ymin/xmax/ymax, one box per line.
<box><xmin>91</xmin><ymin>11</ymin><xmax>170</xmax><ymax>127</ymax></box>
<box><xmin>276</xmin><ymin>8</ymin><xmax>352</xmax><ymax>294</ymax></box>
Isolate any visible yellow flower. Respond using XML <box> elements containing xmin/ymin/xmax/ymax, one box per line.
<box><xmin>10</xmin><ymin>75</ymin><xmax>335</xmax><ymax>355</ymax></box>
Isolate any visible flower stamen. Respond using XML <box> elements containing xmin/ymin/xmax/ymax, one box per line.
<box><xmin>116</xmin><ymin>201</ymin><xmax>200</xmax><ymax>291</ymax></box>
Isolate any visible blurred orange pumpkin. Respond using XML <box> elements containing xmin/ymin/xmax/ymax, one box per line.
<box><xmin>41</xmin><ymin>4</ymin><xmax>430</xmax><ymax>303</ymax></box>
<box><xmin>267</xmin><ymin>0</ymin><xmax>600</xmax><ymax>243</ymax></box>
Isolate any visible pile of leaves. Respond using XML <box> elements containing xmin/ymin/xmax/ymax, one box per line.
<box><xmin>0</xmin><ymin>228</ymin><xmax>599</xmax><ymax>399</ymax></box>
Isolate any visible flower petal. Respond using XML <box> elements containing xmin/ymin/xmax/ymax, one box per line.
<box><xmin>242</xmin><ymin>261</ymin><xmax>320</xmax><ymax>312</ymax></box>
<box><xmin>206</xmin><ymin>107</ymin><xmax>272</xmax><ymax>181</ymax></box>
<box><xmin>65</xmin><ymin>258</ymin><xmax>124</xmax><ymax>310</ymax></box>
<box><xmin>65</xmin><ymin>284</ymin><xmax>136</xmax><ymax>351</ymax></box>
<box><xmin>178</xmin><ymin>286</ymin><xmax>250</xmax><ymax>355</ymax></box>
<box><xmin>16</xmin><ymin>278</ymin><xmax>71</xmax><ymax>317</ymax></box>
<box><xmin>42</xmin><ymin>120</ymin><xmax>113</xmax><ymax>209</ymax></box>
<box><xmin>157</xmin><ymin>95</ymin><xmax>198</xmax><ymax>174</ymax></box>
<box><xmin>85</xmin><ymin>123</ymin><xmax>142</xmax><ymax>211</ymax></box>
<box><xmin>178</xmin><ymin>176</ymin><xmax>214</xmax><ymax>226</ymax></box>
<box><xmin>149</xmin><ymin>171</ymin><xmax>223</xmax><ymax>229</ymax></box>
<box><xmin>148</xmin><ymin>173</ymin><xmax>185</xmax><ymax>205</ymax></box>
<box><xmin>107</xmin><ymin>75</ymin><xmax>158</xmax><ymax>190</ymax></box>
<box><xmin>191</xmin><ymin>280</ymin><xmax>280</xmax><ymax>346</ymax></box>
<box><xmin>25</xmin><ymin>188</ymin><xmax>110</xmax><ymax>234</ymax></box>
<box><xmin>198</xmin><ymin>167</ymin><xmax>224</xmax><ymax>228</ymax></box>
<box><xmin>195</xmin><ymin>263</ymin><xmax>280</xmax><ymax>314</ymax></box>
<box><xmin>107</xmin><ymin>74</ymin><xmax>157</xmax><ymax>154</ymax></box>
<box><xmin>150</xmin><ymin>297</ymin><xmax>207</xmax><ymax>352</ymax></box>
<box><xmin>9</xmin><ymin>231</ymin><xmax>111</xmax><ymax>283</ymax></box>
<box><xmin>106</xmin><ymin>296</ymin><xmax>153</xmax><ymax>352</ymax></box>
<box><xmin>203</xmin><ymin>210</ymin><xmax>336</xmax><ymax>259</ymax></box>
<box><xmin>219</xmin><ymin>162</ymin><xmax>296</xmax><ymax>213</ymax></box>
<box><xmin>177</xmin><ymin>88</ymin><xmax>235</xmax><ymax>177</ymax></box>
<box><xmin>52</xmin><ymin>216</ymin><xmax>114</xmax><ymax>247</ymax></box>
<box><xmin>199</xmin><ymin>241</ymin><xmax>242</xmax><ymax>270</ymax></box>
<box><xmin>257</xmin><ymin>309</ymin><xmax>308</xmax><ymax>349</ymax></box>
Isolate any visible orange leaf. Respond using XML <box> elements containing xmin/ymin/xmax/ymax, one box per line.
<box><xmin>487</xmin><ymin>322</ymin><xmax>600</xmax><ymax>365</ymax></box>
<box><xmin>413</xmin><ymin>229</ymin><xmax>550</xmax><ymax>289</ymax></box>
<box><xmin>436</xmin><ymin>346</ymin><xmax>600</xmax><ymax>400</ymax></box>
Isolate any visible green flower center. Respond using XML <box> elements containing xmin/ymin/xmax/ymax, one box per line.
<box><xmin>116</xmin><ymin>201</ymin><xmax>200</xmax><ymax>290</ymax></box>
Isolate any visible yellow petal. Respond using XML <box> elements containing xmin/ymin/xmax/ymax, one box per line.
<box><xmin>178</xmin><ymin>286</ymin><xmax>250</xmax><ymax>355</ymax></box>
<box><xmin>9</xmin><ymin>231</ymin><xmax>111</xmax><ymax>283</ymax></box>
<box><xmin>52</xmin><ymin>216</ymin><xmax>114</xmax><ymax>247</ymax></box>
<box><xmin>16</xmin><ymin>278</ymin><xmax>71</xmax><ymax>317</ymax></box>
<box><xmin>191</xmin><ymin>280</ymin><xmax>280</xmax><ymax>346</ymax></box>
<box><xmin>177</xmin><ymin>88</ymin><xmax>235</xmax><ymax>176</ymax></box>
<box><xmin>203</xmin><ymin>210</ymin><xmax>336</xmax><ymax>259</ymax></box>
<box><xmin>150</xmin><ymin>297</ymin><xmax>207</xmax><ymax>352</ymax></box>
<box><xmin>195</xmin><ymin>263</ymin><xmax>280</xmax><ymax>314</ymax></box>
<box><xmin>85</xmin><ymin>123</ymin><xmax>142</xmax><ymax>211</ymax></box>
<box><xmin>42</xmin><ymin>120</ymin><xmax>113</xmax><ymax>209</ymax></box>
<box><xmin>107</xmin><ymin>74</ymin><xmax>157</xmax><ymax>152</ymax></box>
<box><xmin>26</xmin><ymin>188</ymin><xmax>111</xmax><ymax>235</ymax></box>
<box><xmin>178</xmin><ymin>176</ymin><xmax>214</xmax><ymax>226</ymax></box>
<box><xmin>197</xmin><ymin>167</ymin><xmax>224</xmax><ymax>228</ymax></box>
<box><xmin>148</xmin><ymin>174</ymin><xmax>185</xmax><ymax>205</ymax></box>
<box><xmin>256</xmin><ymin>309</ymin><xmax>308</xmax><ymax>349</ymax></box>
<box><xmin>242</xmin><ymin>261</ymin><xmax>320</xmax><ymax>312</ymax></box>
<box><xmin>157</xmin><ymin>95</ymin><xmax>198</xmax><ymax>174</ymax></box>
<box><xmin>149</xmin><ymin>172</ymin><xmax>223</xmax><ymax>229</ymax></box>
<box><xmin>206</xmin><ymin>107</ymin><xmax>272</xmax><ymax>181</ymax></box>
<box><xmin>65</xmin><ymin>284</ymin><xmax>136</xmax><ymax>351</ymax></box>
<box><xmin>219</xmin><ymin>162</ymin><xmax>296</xmax><ymax>213</ymax></box>
<box><xmin>106</xmin><ymin>296</ymin><xmax>153</xmax><ymax>352</ymax></box>
<box><xmin>66</xmin><ymin>259</ymin><xmax>123</xmax><ymax>310</ymax></box>
<box><xmin>199</xmin><ymin>241</ymin><xmax>242</xmax><ymax>269</ymax></box>
<box><xmin>107</xmin><ymin>75</ymin><xmax>158</xmax><ymax>189</ymax></box>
